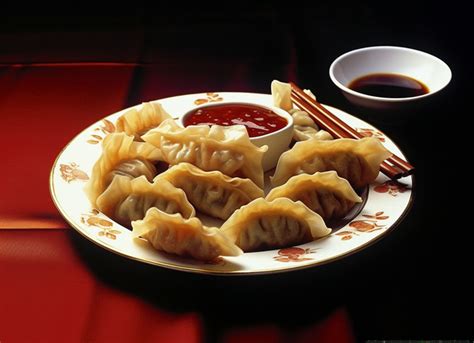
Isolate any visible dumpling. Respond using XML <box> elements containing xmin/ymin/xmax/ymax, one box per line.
<box><xmin>142</xmin><ymin>118</ymin><xmax>267</xmax><ymax>188</ymax></box>
<box><xmin>85</xmin><ymin>133</ymin><xmax>162</xmax><ymax>207</ymax></box>
<box><xmin>220</xmin><ymin>198</ymin><xmax>331</xmax><ymax>252</ymax></box>
<box><xmin>132</xmin><ymin>207</ymin><xmax>243</xmax><ymax>261</ymax></box>
<box><xmin>156</xmin><ymin>162</ymin><xmax>263</xmax><ymax>220</ymax></box>
<box><xmin>271</xmin><ymin>79</ymin><xmax>317</xmax><ymax>105</ymax></box>
<box><xmin>271</xmin><ymin>80</ymin><xmax>293</xmax><ymax>111</ymax></box>
<box><xmin>116</xmin><ymin>102</ymin><xmax>172</xmax><ymax>141</ymax></box>
<box><xmin>266</xmin><ymin>171</ymin><xmax>362</xmax><ymax>220</ymax></box>
<box><xmin>271</xmin><ymin>80</ymin><xmax>332</xmax><ymax>142</ymax></box>
<box><xmin>289</xmin><ymin>109</ymin><xmax>333</xmax><ymax>142</ymax></box>
<box><xmin>96</xmin><ymin>175</ymin><xmax>195</xmax><ymax>228</ymax></box>
<box><xmin>271</xmin><ymin>137</ymin><xmax>391</xmax><ymax>189</ymax></box>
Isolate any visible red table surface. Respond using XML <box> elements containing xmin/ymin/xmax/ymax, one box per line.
<box><xmin>0</xmin><ymin>64</ymin><xmax>354</xmax><ymax>342</ymax></box>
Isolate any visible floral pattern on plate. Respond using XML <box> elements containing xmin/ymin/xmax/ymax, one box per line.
<box><xmin>273</xmin><ymin>247</ymin><xmax>316</xmax><ymax>262</ymax></box>
<box><xmin>335</xmin><ymin>211</ymin><xmax>389</xmax><ymax>241</ymax></box>
<box><xmin>356</xmin><ymin>127</ymin><xmax>385</xmax><ymax>142</ymax></box>
<box><xmin>374</xmin><ymin>180</ymin><xmax>411</xmax><ymax>196</ymax></box>
<box><xmin>60</xmin><ymin>162</ymin><xmax>89</xmax><ymax>183</ymax></box>
<box><xmin>87</xmin><ymin>119</ymin><xmax>115</xmax><ymax>144</ymax></box>
<box><xmin>194</xmin><ymin>92</ymin><xmax>223</xmax><ymax>105</ymax></box>
<box><xmin>80</xmin><ymin>209</ymin><xmax>122</xmax><ymax>240</ymax></box>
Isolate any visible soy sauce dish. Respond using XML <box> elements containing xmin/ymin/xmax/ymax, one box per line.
<box><xmin>179</xmin><ymin>102</ymin><xmax>294</xmax><ymax>171</ymax></box>
<box><xmin>329</xmin><ymin>46</ymin><xmax>452</xmax><ymax>110</ymax></box>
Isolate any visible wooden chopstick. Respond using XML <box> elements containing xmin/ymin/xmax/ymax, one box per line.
<box><xmin>290</xmin><ymin>82</ymin><xmax>415</xmax><ymax>179</ymax></box>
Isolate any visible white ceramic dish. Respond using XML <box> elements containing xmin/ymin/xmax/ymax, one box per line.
<box><xmin>50</xmin><ymin>92</ymin><xmax>413</xmax><ymax>275</ymax></box>
<box><xmin>179</xmin><ymin>101</ymin><xmax>294</xmax><ymax>171</ymax></box>
<box><xmin>329</xmin><ymin>46</ymin><xmax>451</xmax><ymax>110</ymax></box>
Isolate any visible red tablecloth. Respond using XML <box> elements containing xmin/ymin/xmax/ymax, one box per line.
<box><xmin>0</xmin><ymin>63</ymin><xmax>354</xmax><ymax>342</ymax></box>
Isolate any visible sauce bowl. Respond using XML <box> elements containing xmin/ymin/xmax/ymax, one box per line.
<box><xmin>329</xmin><ymin>46</ymin><xmax>452</xmax><ymax>110</ymax></box>
<box><xmin>179</xmin><ymin>102</ymin><xmax>294</xmax><ymax>171</ymax></box>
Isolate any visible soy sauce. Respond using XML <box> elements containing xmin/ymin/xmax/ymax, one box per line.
<box><xmin>348</xmin><ymin>73</ymin><xmax>429</xmax><ymax>98</ymax></box>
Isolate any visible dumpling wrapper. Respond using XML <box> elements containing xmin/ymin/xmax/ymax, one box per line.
<box><xmin>289</xmin><ymin>109</ymin><xmax>333</xmax><ymax>141</ymax></box>
<box><xmin>156</xmin><ymin>162</ymin><xmax>263</xmax><ymax>220</ymax></box>
<box><xmin>271</xmin><ymin>80</ymin><xmax>333</xmax><ymax>142</ymax></box>
<box><xmin>266</xmin><ymin>171</ymin><xmax>362</xmax><ymax>220</ymax></box>
<box><xmin>116</xmin><ymin>102</ymin><xmax>172</xmax><ymax>141</ymax></box>
<box><xmin>271</xmin><ymin>80</ymin><xmax>293</xmax><ymax>111</ymax></box>
<box><xmin>220</xmin><ymin>198</ymin><xmax>331</xmax><ymax>252</ymax></box>
<box><xmin>142</xmin><ymin>119</ymin><xmax>267</xmax><ymax>188</ymax></box>
<box><xmin>96</xmin><ymin>175</ymin><xmax>195</xmax><ymax>228</ymax></box>
<box><xmin>85</xmin><ymin>132</ymin><xmax>162</xmax><ymax>207</ymax></box>
<box><xmin>271</xmin><ymin>137</ymin><xmax>391</xmax><ymax>189</ymax></box>
<box><xmin>132</xmin><ymin>208</ymin><xmax>243</xmax><ymax>261</ymax></box>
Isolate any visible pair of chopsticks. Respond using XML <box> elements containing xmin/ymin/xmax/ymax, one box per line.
<box><xmin>290</xmin><ymin>82</ymin><xmax>414</xmax><ymax>179</ymax></box>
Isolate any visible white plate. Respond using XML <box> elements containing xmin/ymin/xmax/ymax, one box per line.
<box><xmin>50</xmin><ymin>92</ymin><xmax>414</xmax><ymax>275</ymax></box>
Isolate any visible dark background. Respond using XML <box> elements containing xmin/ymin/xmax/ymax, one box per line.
<box><xmin>1</xmin><ymin>3</ymin><xmax>470</xmax><ymax>341</ymax></box>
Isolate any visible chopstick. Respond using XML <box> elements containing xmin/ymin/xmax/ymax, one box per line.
<box><xmin>290</xmin><ymin>82</ymin><xmax>415</xmax><ymax>179</ymax></box>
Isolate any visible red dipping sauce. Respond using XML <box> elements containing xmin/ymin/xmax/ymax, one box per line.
<box><xmin>183</xmin><ymin>103</ymin><xmax>288</xmax><ymax>137</ymax></box>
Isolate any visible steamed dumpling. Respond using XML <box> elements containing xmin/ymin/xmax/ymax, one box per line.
<box><xmin>266</xmin><ymin>171</ymin><xmax>362</xmax><ymax>220</ymax></box>
<box><xmin>132</xmin><ymin>208</ymin><xmax>243</xmax><ymax>261</ymax></box>
<box><xmin>271</xmin><ymin>80</ymin><xmax>293</xmax><ymax>111</ymax></box>
<box><xmin>85</xmin><ymin>133</ymin><xmax>162</xmax><ymax>207</ymax></box>
<box><xmin>96</xmin><ymin>175</ymin><xmax>195</xmax><ymax>228</ymax></box>
<box><xmin>142</xmin><ymin>119</ymin><xmax>267</xmax><ymax>188</ymax></box>
<box><xmin>156</xmin><ymin>162</ymin><xmax>263</xmax><ymax>220</ymax></box>
<box><xmin>271</xmin><ymin>80</ymin><xmax>332</xmax><ymax>142</ymax></box>
<box><xmin>106</xmin><ymin>159</ymin><xmax>156</xmax><ymax>186</ymax></box>
<box><xmin>116</xmin><ymin>102</ymin><xmax>172</xmax><ymax>141</ymax></box>
<box><xmin>271</xmin><ymin>137</ymin><xmax>391</xmax><ymax>188</ymax></box>
<box><xmin>220</xmin><ymin>198</ymin><xmax>331</xmax><ymax>252</ymax></box>
<box><xmin>289</xmin><ymin>109</ymin><xmax>333</xmax><ymax>142</ymax></box>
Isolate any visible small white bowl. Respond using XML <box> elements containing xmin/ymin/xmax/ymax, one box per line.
<box><xmin>329</xmin><ymin>46</ymin><xmax>452</xmax><ymax>110</ymax></box>
<box><xmin>179</xmin><ymin>102</ymin><xmax>294</xmax><ymax>172</ymax></box>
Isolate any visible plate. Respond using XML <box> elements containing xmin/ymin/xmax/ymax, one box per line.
<box><xmin>50</xmin><ymin>92</ymin><xmax>414</xmax><ymax>275</ymax></box>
